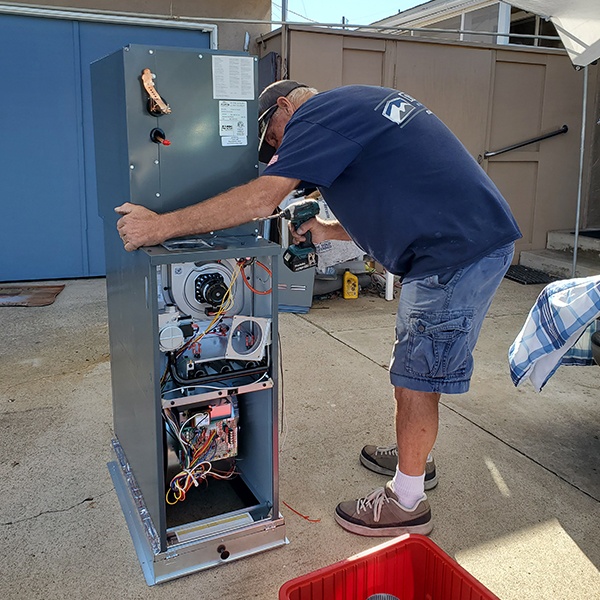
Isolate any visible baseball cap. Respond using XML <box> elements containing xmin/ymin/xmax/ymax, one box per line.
<box><xmin>258</xmin><ymin>80</ymin><xmax>307</xmax><ymax>163</ymax></box>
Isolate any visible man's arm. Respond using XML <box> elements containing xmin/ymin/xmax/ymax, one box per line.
<box><xmin>115</xmin><ymin>175</ymin><xmax>300</xmax><ymax>251</ymax></box>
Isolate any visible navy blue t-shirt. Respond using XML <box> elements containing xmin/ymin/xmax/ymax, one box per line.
<box><xmin>263</xmin><ymin>85</ymin><xmax>521</xmax><ymax>278</ymax></box>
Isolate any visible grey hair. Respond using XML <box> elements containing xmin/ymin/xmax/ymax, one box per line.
<box><xmin>287</xmin><ymin>86</ymin><xmax>318</xmax><ymax>108</ymax></box>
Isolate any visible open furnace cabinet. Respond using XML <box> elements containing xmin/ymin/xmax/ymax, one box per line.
<box><xmin>91</xmin><ymin>45</ymin><xmax>286</xmax><ymax>585</ymax></box>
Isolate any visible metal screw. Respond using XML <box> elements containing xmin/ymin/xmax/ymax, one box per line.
<box><xmin>149</xmin><ymin>50</ymin><xmax>154</xmax><ymax>54</ymax></box>
<box><xmin>198</xmin><ymin>54</ymin><xmax>203</xmax><ymax>59</ymax></box>
<box><xmin>156</xmin><ymin>193</ymin><xmax>161</xmax><ymax>197</ymax></box>
<box><xmin>129</xmin><ymin>165</ymin><xmax>135</xmax><ymax>170</ymax></box>
<box><xmin>154</xmin><ymin>160</ymin><xmax>159</xmax><ymax>165</ymax></box>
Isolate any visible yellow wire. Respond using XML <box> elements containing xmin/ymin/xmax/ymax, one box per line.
<box><xmin>176</xmin><ymin>262</ymin><xmax>241</xmax><ymax>358</ymax></box>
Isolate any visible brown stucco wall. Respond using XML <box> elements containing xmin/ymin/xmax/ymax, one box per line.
<box><xmin>260</xmin><ymin>26</ymin><xmax>599</xmax><ymax>254</ymax></box>
<box><xmin>5</xmin><ymin>1</ymin><xmax>272</xmax><ymax>51</ymax></box>
<box><xmin>587</xmin><ymin>67</ymin><xmax>600</xmax><ymax>228</ymax></box>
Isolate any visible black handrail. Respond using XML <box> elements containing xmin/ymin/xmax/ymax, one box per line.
<box><xmin>479</xmin><ymin>125</ymin><xmax>568</xmax><ymax>162</ymax></box>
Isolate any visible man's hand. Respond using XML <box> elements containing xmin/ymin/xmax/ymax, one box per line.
<box><xmin>115</xmin><ymin>203</ymin><xmax>166</xmax><ymax>251</ymax></box>
<box><xmin>291</xmin><ymin>217</ymin><xmax>351</xmax><ymax>245</ymax></box>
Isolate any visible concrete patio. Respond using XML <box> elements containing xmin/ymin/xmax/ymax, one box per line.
<box><xmin>0</xmin><ymin>277</ymin><xmax>598</xmax><ymax>599</ymax></box>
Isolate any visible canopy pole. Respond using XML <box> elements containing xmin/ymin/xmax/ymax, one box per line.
<box><xmin>572</xmin><ymin>66</ymin><xmax>588</xmax><ymax>278</ymax></box>
<box><xmin>281</xmin><ymin>0</ymin><xmax>288</xmax><ymax>78</ymax></box>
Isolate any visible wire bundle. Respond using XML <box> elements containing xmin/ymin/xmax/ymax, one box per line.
<box><xmin>166</xmin><ymin>458</ymin><xmax>237</xmax><ymax>505</ymax></box>
<box><xmin>164</xmin><ymin>411</ymin><xmax>237</xmax><ymax>505</ymax></box>
<box><xmin>160</xmin><ymin>263</ymin><xmax>243</xmax><ymax>390</ymax></box>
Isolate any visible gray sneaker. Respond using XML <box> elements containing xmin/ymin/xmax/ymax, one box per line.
<box><xmin>360</xmin><ymin>444</ymin><xmax>438</xmax><ymax>490</ymax></box>
<box><xmin>334</xmin><ymin>481</ymin><xmax>433</xmax><ymax>537</ymax></box>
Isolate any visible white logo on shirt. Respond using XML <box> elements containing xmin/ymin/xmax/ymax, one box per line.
<box><xmin>268</xmin><ymin>154</ymin><xmax>279</xmax><ymax>166</ymax></box>
<box><xmin>381</xmin><ymin>93</ymin><xmax>430</xmax><ymax>127</ymax></box>
<box><xmin>383</xmin><ymin>99</ymin><xmax>416</xmax><ymax>124</ymax></box>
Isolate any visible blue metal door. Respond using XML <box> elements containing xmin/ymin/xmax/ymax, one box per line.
<box><xmin>0</xmin><ymin>13</ymin><xmax>210</xmax><ymax>281</ymax></box>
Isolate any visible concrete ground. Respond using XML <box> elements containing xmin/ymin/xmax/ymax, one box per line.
<box><xmin>0</xmin><ymin>277</ymin><xmax>599</xmax><ymax>599</ymax></box>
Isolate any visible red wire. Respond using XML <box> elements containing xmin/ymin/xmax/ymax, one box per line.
<box><xmin>282</xmin><ymin>501</ymin><xmax>321</xmax><ymax>523</ymax></box>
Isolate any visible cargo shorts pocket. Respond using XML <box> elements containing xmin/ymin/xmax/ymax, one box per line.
<box><xmin>406</xmin><ymin>310</ymin><xmax>474</xmax><ymax>378</ymax></box>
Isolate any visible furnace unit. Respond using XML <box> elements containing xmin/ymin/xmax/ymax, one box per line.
<box><xmin>91</xmin><ymin>44</ymin><xmax>286</xmax><ymax>585</ymax></box>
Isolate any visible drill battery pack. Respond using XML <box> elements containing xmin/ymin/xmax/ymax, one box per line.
<box><xmin>283</xmin><ymin>245</ymin><xmax>318</xmax><ymax>272</ymax></box>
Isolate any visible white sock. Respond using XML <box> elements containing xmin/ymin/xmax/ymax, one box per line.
<box><xmin>391</xmin><ymin>468</ymin><xmax>425</xmax><ymax>510</ymax></box>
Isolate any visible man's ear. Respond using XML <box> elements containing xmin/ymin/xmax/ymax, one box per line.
<box><xmin>276</xmin><ymin>96</ymin><xmax>295</xmax><ymax>115</ymax></box>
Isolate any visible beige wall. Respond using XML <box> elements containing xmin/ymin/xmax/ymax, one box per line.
<box><xmin>588</xmin><ymin>67</ymin><xmax>600</xmax><ymax>228</ymax></box>
<box><xmin>260</xmin><ymin>26</ymin><xmax>599</xmax><ymax>257</ymax></box>
<box><xmin>4</xmin><ymin>1</ymin><xmax>272</xmax><ymax>51</ymax></box>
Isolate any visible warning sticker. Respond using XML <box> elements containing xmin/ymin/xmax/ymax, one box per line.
<box><xmin>212</xmin><ymin>55</ymin><xmax>254</xmax><ymax>100</ymax></box>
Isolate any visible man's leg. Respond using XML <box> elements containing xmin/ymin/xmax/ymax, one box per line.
<box><xmin>394</xmin><ymin>387</ymin><xmax>439</xmax><ymax>477</ymax></box>
<box><xmin>390</xmin><ymin>386</ymin><xmax>440</xmax><ymax>510</ymax></box>
<box><xmin>335</xmin><ymin>242</ymin><xmax>515</xmax><ymax>537</ymax></box>
<box><xmin>333</xmin><ymin>383</ymin><xmax>438</xmax><ymax>537</ymax></box>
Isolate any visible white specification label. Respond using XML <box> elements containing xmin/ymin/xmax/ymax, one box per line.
<box><xmin>221</xmin><ymin>136</ymin><xmax>247</xmax><ymax>147</ymax></box>
<box><xmin>219</xmin><ymin>100</ymin><xmax>248</xmax><ymax>146</ymax></box>
<box><xmin>212</xmin><ymin>55</ymin><xmax>255</xmax><ymax>100</ymax></box>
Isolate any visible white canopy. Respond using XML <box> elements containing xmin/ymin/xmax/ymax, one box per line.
<box><xmin>507</xmin><ymin>0</ymin><xmax>600</xmax><ymax>66</ymax></box>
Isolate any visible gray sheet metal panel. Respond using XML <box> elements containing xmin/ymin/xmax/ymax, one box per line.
<box><xmin>120</xmin><ymin>45</ymin><xmax>259</xmax><ymax>236</ymax></box>
<box><xmin>235</xmin><ymin>254</ymin><xmax>279</xmax><ymax>508</ymax></box>
<box><xmin>270</xmin><ymin>256</ymin><xmax>280</xmax><ymax>512</ymax></box>
<box><xmin>144</xmin><ymin>235</ymin><xmax>280</xmax><ymax>263</ymax></box>
<box><xmin>94</xmin><ymin>44</ymin><xmax>260</xmax><ymax>228</ymax></box>
<box><xmin>124</xmin><ymin>48</ymin><xmax>161</xmax><ymax>207</ymax></box>
<box><xmin>278</xmin><ymin>256</ymin><xmax>315</xmax><ymax>312</ymax></box>
<box><xmin>102</xmin><ymin>220</ymin><xmax>168</xmax><ymax>550</ymax></box>
<box><xmin>91</xmin><ymin>50</ymin><xmax>131</xmax><ymax>221</ymax></box>
<box><xmin>154</xmin><ymin>48</ymin><xmax>260</xmax><ymax>220</ymax></box>
<box><xmin>93</xmin><ymin>51</ymin><xmax>168</xmax><ymax>548</ymax></box>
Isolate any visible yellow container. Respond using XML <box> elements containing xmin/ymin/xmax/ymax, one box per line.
<box><xmin>343</xmin><ymin>271</ymin><xmax>359</xmax><ymax>299</ymax></box>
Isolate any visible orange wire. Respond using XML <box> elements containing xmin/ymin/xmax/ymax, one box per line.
<box><xmin>256</xmin><ymin>260</ymin><xmax>272</xmax><ymax>277</ymax></box>
<box><xmin>239</xmin><ymin>260</ymin><xmax>272</xmax><ymax>295</ymax></box>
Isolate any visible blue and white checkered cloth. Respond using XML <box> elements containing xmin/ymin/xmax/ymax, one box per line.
<box><xmin>509</xmin><ymin>275</ymin><xmax>600</xmax><ymax>391</ymax></box>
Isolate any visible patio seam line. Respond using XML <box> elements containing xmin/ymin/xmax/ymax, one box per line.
<box><xmin>0</xmin><ymin>488</ymin><xmax>115</xmax><ymax>527</ymax></box>
<box><xmin>440</xmin><ymin>403</ymin><xmax>600</xmax><ymax>504</ymax></box>
<box><xmin>297</xmin><ymin>314</ymin><xmax>600</xmax><ymax>504</ymax></box>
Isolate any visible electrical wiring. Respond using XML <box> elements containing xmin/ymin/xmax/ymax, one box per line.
<box><xmin>278</xmin><ymin>330</ymin><xmax>288</xmax><ymax>452</ymax></box>
<box><xmin>162</xmin><ymin>367</ymin><xmax>272</xmax><ymax>399</ymax></box>
<box><xmin>163</xmin><ymin>404</ymin><xmax>238</xmax><ymax>505</ymax></box>
<box><xmin>162</xmin><ymin>258</ymin><xmax>275</xmax><ymax>393</ymax></box>
<box><xmin>159</xmin><ymin>254</ymin><xmax>277</xmax><ymax>506</ymax></box>
<box><xmin>175</xmin><ymin>262</ymin><xmax>241</xmax><ymax>358</ymax></box>
<box><xmin>162</xmin><ymin>408</ymin><xmax>191</xmax><ymax>456</ymax></box>
<box><xmin>282</xmin><ymin>501</ymin><xmax>321</xmax><ymax>523</ymax></box>
<box><xmin>160</xmin><ymin>356</ymin><xmax>172</xmax><ymax>388</ymax></box>
<box><xmin>238</xmin><ymin>258</ymin><xmax>272</xmax><ymax>295</ymax></box>
<box><xmin>166</xmin><ymin>455</ymin><xmax>238</xmax><ymax>504</ymax></box>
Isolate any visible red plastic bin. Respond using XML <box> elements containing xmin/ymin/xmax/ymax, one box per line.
<box><xmin>279</xmin><ymin>534</ymin><xmax>501</xmax><ymax>600</ymax></box>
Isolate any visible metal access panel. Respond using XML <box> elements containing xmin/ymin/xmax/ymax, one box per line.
<box><xmin>91</xmin><ymin>45</ymin><xmax>286</xmax><ymax>585</ymax></box>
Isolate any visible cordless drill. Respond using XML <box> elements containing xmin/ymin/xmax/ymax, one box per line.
<box><xmin>280</xmin><ymin>199</ymin><xmax>320</xmax><ymax>272</ymax></box>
